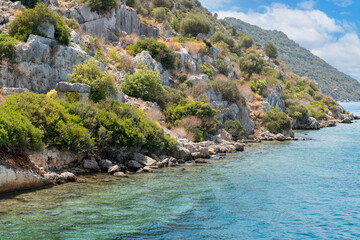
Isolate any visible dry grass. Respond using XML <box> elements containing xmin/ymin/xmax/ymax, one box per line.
<box><xmin>158</xmin><ymin>38</ymin><xmax>183</xmax><ymax>51</ymax></box>
<box><xmin>14</xmin><ymin>10</ymin><xmax>23</xmax><ymax>17</ymax></box>
<box><xmin>119</xmin><ymin>33</ymin><xmax>140</xmax><ymax>47</ymax></box>
<box><xmin>187</xmin><ymin>81</ymin><xmax>208</xmax><ymax>101</ymax></box>
<box><xmin>147</xmin><ymin>108</ymin><xmax>164</xmax><ymax>122</ymax></box>
<box><xmin>181</xmin><ymin>116</ymin><xmax>203</xmax><ymax>128</ymax></box>
<box><xmin>170</xmin><ymin>126</ymin><xmax>195</xmax><ymax>141</ymax></box>
<box><xmin>184</xmin><ymin>41</ymin><xmax>206</xmax><ymax>56</ymax></box>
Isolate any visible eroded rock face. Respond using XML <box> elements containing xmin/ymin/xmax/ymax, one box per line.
<box><xmin>0</xmin><ymin>35</ymin><xmax>90</xmax><ymax>93</ymax></box>
<box><xmin>266</xmin><ymin>84</ymin><xmax>286</xmax><ymax>112</ymax></box>
<box><xmin>0</xmin><ymin>166</ymin><xmax>50</xmax><ymax>193</ymax></box>
<box><xmin>66</xmin><ymin>2</ymin><xmax>159</xmax><ymax>42</ymax></box>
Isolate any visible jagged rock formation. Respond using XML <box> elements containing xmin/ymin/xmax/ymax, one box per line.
<box><xmin>207</xmin><ymin>88</ymin><xmax>255</xmax><ymax>134</ymax></box>
<box><xmin>0</xmin><ymin>35</ymin><xmax>90</xmax><ymax>93</ymax></box>
<box><xmin>65</xmin><ymin>1</ymin><xmax>159</xmax><ymax>42</ymax></box>
<box><xmin>266</xmin><ymin>84</ymin><xmax>286</xmax><ymax>112</ymax></box>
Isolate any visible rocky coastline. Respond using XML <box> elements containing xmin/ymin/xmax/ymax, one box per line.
<box><xmin>1</xmin><ymin>112</ymin><xmax>358</xmax><ymax>194</ymax></box>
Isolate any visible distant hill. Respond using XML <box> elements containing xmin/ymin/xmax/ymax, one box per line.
<box><xmin>225</xmin><ymin>17</ymin><xmax>360</xmax><ymax>101</ymax></box>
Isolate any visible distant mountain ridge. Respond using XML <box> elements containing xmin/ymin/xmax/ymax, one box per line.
<box><xmin>225</xmin><ymin>17</ymin><xmax>360</xmax><ymax>101</ymax></box>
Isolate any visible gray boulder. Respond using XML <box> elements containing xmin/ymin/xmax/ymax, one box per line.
<box><xmin>219</xmin><ymin>129</ymin><xmax>233</xmax><ymax>142</ymax></box>
<box><xmin>55</xmin><ymin>82</ymin><xmax>91</xmax><ymax>93</ymax></box>
<box><xmin>59</xmin><ymin>172</ymin><xmax>77</xmax><ymax>182</ymax></box>
<box><xmin>37</xmin><ymin>20</ymin><xmax>55</xmax><ymax>39</ymax></box>
<box><xmin>127</xmin><ymin>160</ymin><xmax>143</xmax><ymax>169</ymax></box>
<box><xmin>99</xmin><ymin>159</ymin><xmax>113</xmax><ymax>171</ymax></box>
<box><xmin>171</xmin><ymin>146</ymin><xmax>191</xmax><ymax>160</ymax></box>
<box><xmin>83</xmin><ymin>159</ymin><xmax>100</xmax><ymax>171</ymax></box>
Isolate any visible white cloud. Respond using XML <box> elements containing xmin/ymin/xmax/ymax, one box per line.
<box><xmin>312</xmin><ymin>33</ymin><xmax>360</xmax><ymax>80</ymax></box>
<box><xmin>297</xmin><ymin>0</ymin><xmax>316</xmax><ymax>10</ymax></box>
<box><xmin>328</xmin><ymin>0</ymin><xmax>353</xmax><ymax>7</ymax></box>
<box><xmin>216</xmin><ymin>3</ymin><xmax>343</xmax><ymax>49</ymax></box>
<box><xmin>198</xmin><ymin>0</ymin><xmax>232</xmax><ymax>10</ymax></box>
<box><xmin>215</xmin><ymin>3</ymin><xmax>360</xmax><ymax>81</ymax></box>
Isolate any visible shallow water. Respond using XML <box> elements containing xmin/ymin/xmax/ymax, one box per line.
<box><xmin>0</xmin><ymin>103</ymin><xmax>359</xmax><ymax>240</ymax></box>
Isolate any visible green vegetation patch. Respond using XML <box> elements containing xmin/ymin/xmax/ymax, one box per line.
<box><xmin>264</xmin><ymin>108</ymin><xmax>291</xmax><ymax>134</ymax></box>
<box><xmin>0</xmin><ymin>33</ymin><xmax>18</xmax><ymax>61</ymax></box>
<box><xmin>8</xmin><ymin>3</ymin><xmax>71</xmax><ymax>44</ymax></box>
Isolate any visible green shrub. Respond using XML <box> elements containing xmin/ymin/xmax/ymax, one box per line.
<box><xmin>201</xmin><ymin>63</ymin><xmax>213</xmax><ymax>80</ymax></box>
<box><xmin>224</xmin><ymin>120</ymin><xmax>248</xmax><ymax>138</ymax></box>
<box><xmin>165</xmin><ymin>100</ymin><xmax>218</xmax><ymax>141</ymax></box>
<box><xmin>264</xmin><ymin>108</ymin><xmax>291</xmax><ymax>134</ymax></box>
<box><xmin>8</xmin><ymin>3</ymin><xmax>71</xmax><ymax>44</ymax></box>
<box><xmin>264</xmin><ymin>42</ymin><xmax>278</xmax><ymax>59</ymax></box>
<box><xmin>178</xmin><ymin>74</ymin><xmax>188</xmax><ymax>83</ymax></box>
<box><xmin>86</xmin><ymin>0</ymin><xmax>118</xmax><ymax>14</ymax></box>
<box><xmin>0</xmin><ymin>33</ymin><xmax>18</xmax><ymax>61</ymax></box>
<box><xmin>210</xmin><ymin>31</ymin><xmax>235</xmax><ymax>50</ymax></box>
<box><xmin>165</xmin><ymin>100</ymin><xmax>217</xmax><ymax>125</ymax></box>
<box><xmin>63</xmin><ymin>17</ymin><xmax>80</xmax><ymax>30</ymax></box>
<box><xmin>151</xmin><ymin>0</ymin><xmax>174</xmax><ymax>9</ymax></box>
<box><xmin>180</xmin><ymin>14</ymin><xmax>211</xmax><ymax>37</ymax></box>
<box><xmin>4</xmin><ymin>93</ymin><xmax>93</xmax><ymax>152</ymax></box>
<box><xmin>239</xmin><ymin>35</ymin><xmax>254</xmax><ymax>49</ymax></box>
<box><xmin>239</xmin><ymin>53</ymin><xmax>265</xmax><ymax>79</ymax></box>
<box><xmin>288</xmin><ymin>104</ymin><xmax>308</xmax><ymax>120</ymax></box>
<box><xmin>211</xmin><ymin>79</ymin><xmax>240</xmax><ymax>104</ymax></box>
<box><xmin>215</xmin><ymin>59</ymin><xmax>229</xmax><ymax>76</ymax></box>
<box><xmin>69</xmin><ymin>101</ymin><xmax>177</xmax><ymax>152</ymax></box>
<box><xmin>69</xmin><ymin>59</ymin><xmax>117</xmax><ymax>103</ymax></box>
<box><xmin>152</xmin><ymin>7</ymin><xmax>168</xmax><ymax>22</ymax></box>
<box><xmin>126</xmin><ymin>38</ymin><xmax>178</xmax><ymax>70</ymax></box>
<box><xmin>0</xmin><ymin>107</ymin><xmax>43</xmax><ymax>151</ymax></box>
<box><xmin>121</xmin><ymin>68</ymin><xmax>165</xmax><ymax>104</ymax></box>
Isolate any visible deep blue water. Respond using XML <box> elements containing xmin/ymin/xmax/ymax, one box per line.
<box><xmin>0</xmin><ymin>103</ymin><xmax>359</xmax><ymax>240</ymax></box>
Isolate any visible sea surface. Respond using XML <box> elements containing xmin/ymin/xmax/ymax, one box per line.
<box><xmin>0</xmin><ymin>103</ymin><xmax>359</xmax><ymax>240</ymax></box>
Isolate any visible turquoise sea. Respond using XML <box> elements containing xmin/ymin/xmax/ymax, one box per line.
<box><xmin>0</xmin><ymin>103</ymin><xmax>359</xmax><ymax>240</ymax></box>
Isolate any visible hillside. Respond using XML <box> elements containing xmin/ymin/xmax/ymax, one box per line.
<box><xmin>225</xmin><ymin>17</ymin><xmax>360</xmax><ymax>102</ymax></box>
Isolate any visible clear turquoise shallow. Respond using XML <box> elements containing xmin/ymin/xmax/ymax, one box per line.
<box><xmin>0</xmin><ymin>103</ymin><xmax>359</xmax><ymax>240</ymax></box>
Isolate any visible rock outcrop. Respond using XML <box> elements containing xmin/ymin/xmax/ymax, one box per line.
<box><xmin>0</xmin><ymin>35</ymin><xmax>90</xmax><ymax>93</ymax></box>
<box><xmin>266</xmin><ymin>84</ymin><xmax>286</xmax><ymax>112</ymax></box>
<box><xmin>292</xmin><ymin>117</ymin><xmax>320</xmax><ymax>130</ymax></box>
<box><xmin>65</xmin><ymin>1</ymin><xmax>159</xmax><ymax>42</ymax></box>
<box><xmin>0</xmin><ymin>166</ymin><xmax>50</xmax><ymax>193</ymax></box>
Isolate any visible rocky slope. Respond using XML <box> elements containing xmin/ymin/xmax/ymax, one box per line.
<box><xmin>0</xmin><ymin>0</ymin><xmax>357</xmax><ymax>193</ymax></box>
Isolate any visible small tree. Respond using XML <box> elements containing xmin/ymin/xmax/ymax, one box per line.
<box><xmin>239</xmin><ymin>35</ymin><xmax>254</xmax><ymax>49</ymax></box>
<box><xmin>264</xmin><ymin>42</ymin><xmax>278</xmax><ymax>59</ymax></box>
<box><xmin>0</xmin><ymin>33</ymin><xmax>18</xmax><ymax>61</ymax></box>
<box><xmin>121</xmin><ymin>68</ymin><xmax>165</xmax><ymax>103</ymax></box>
<box><xmin>86</xmin><ymin>0</ymin><xmax>118</xmax><ymax>14</ymax></box>
<box><xmin>239</xmin><ymin>53</ymin><xmax>265</xmax><ymax>80</ymax></box>
<box><xmin>215</xmin><ymin>59</ymin><xmax>229</xmax><ymax>76</ymax></box>
<box><xmin>224</xmin><ymin>120</ymin><xmax>248</xmax><ymax>139</ymax></box>
<box><xmin>264</xmin><ymin>108</ymin><xmax>291</xmax><ymax>133</ymax></box>
<box><xmin>180</xmin><ymin>14</ymin><xmax>211</xmax><ymax>37</ymax></box>
<box><xmin>69</xmin><ymin>59</ymin><xmax>117</xmax><ymax>102</ymax></box>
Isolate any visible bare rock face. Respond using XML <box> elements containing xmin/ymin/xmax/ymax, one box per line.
<box><xmin>66</xmin><ymin>2</ymin><xmax>159</xmax><ymax>43</ymax></box>
<box><xmin>133</xmin><ymin>51</ymin><xmax>169</xmax><ymax>86</ymax></box>
<box><xmin>0</xmin><ymin>35</ymin><xmax>90</xmax><ymax>93</ymax></box>
<box><xmin>292</xmin><ymin>117</ymin><xmax>320</xmax><ymax>130</ymax></box>
<box><xmin>55</xmin><ymin>82</ymin><xmax>91</xmax><ymax>93</ymax></box>
<box><xmin>0</xmin><ymin>166</ymin><xmax>50</xmax><ymax>193</ymax></box>
<box><xmin>37</xmin><ymin>20</ymin><xmax>55</xmax><ymax>39</ymax></box>
<box><xmin>266</xmin><ymin>84</ymin><xmax>286</xmax><ymax>112</ymax></box>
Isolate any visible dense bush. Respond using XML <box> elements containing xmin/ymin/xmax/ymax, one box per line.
<box><xmin>8</xmin><ymin>3</ymin><xmax>71</xmax><ymax>44</ymax></box>
<box><xmin>86</xmin><ymin>0</ymin><xmax>118</xmax><ymax>14</ymax></box>
<box><xmin>201</xmin><ymin>63</ymin><xmax>214</xmax><ymax>80</ymax></box>
<box><xmin>239</xmin><ymin>35</ymin><xmax>254</xmax><ymax>49</ymax></box>
<box><xmin>151</xmin><ymin>0</ymin><xmax>174</xmax><ymax>9</ymax></box>
<box><xmin>211</xmin><ymin>79</ymin><xmax>241</xmax><ymax>104</ymax></box>
<box><xmin>4</xmin><ymin>93</ymin><xmax>93</xmax><ymax>152</ymax></box>
<box><xmin>165</xmin><ymin>100</ymin><xmax>217</xmax><ymax>125</ymax></box>
<box><xmin>69</xmin><ymin>59</ymin><xmax>117</xmax><ymax>103</ymax></box>
<box><xmin>121</xmin><ymin>68</ymin><xmax>165</xmax><ymax>104</ymax></box>
<box><xmin>152</xmin><ymin>7</ymin><xmax>168</xmax><ymax>22</ymax></box>
<box><xmin>126</xmin><ymin>38</ymin><xmax>178</xmax><ymax>70</ymax></box>
<box><xmin>264</xmin><ymin>108</ymin><xmax>291</xmax><ymax>133</ymax></box>
<box><xmin>210</xmin><ymin>32</ymin><xmax>235</xmax><ymax>50</ymax></box>
<box><xmin>239</xmin><ymin>53</ymin><xmax>265</xmax><ymax>79</ymax></box>
<box><xmin>288</xmin><ymin>104</ymin><xmax>309</xmax><ymax>120</ymax></box>
<box><xmin>69</xmin><ymin>101</ymin><xmax>177</xmax><ymax>152</ymax></box>
<box><xmin>0</xmin><ymin>33</ymin><xmax>18</xmax><ymax>61</ymax></box>
<box><xmin>264</xmin><ymin>42</ymin><xmax>278</xmax><ymax>59</ymax></box>
<box><xmin>0</xmin><ymin>108</ymin><xmax>43</xmax><ymax>151</ymax></box>
<box><xmin>180</xmin><ymin>14</ymin><xmax>211</xmax><ymax>37</ymax></box>
<box><xmin>165</xmin><ymin>100</ymin><xmax>218</xmax><ymax>141</ymax></box>
<box><xmin>215</xmin><ymin>59</ymin><xmax>229</xmax><ymax>76</ymax></box>
<box><xmin>224</xmin><ymin>120</ymin><xmax>248</xmax><ymax>138</ymax></box>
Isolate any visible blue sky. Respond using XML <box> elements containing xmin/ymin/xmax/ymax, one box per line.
<box><xmin>199</xmin><ymin>0</ymin><xmax>360</xmax><ymax>81</ymax></box>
